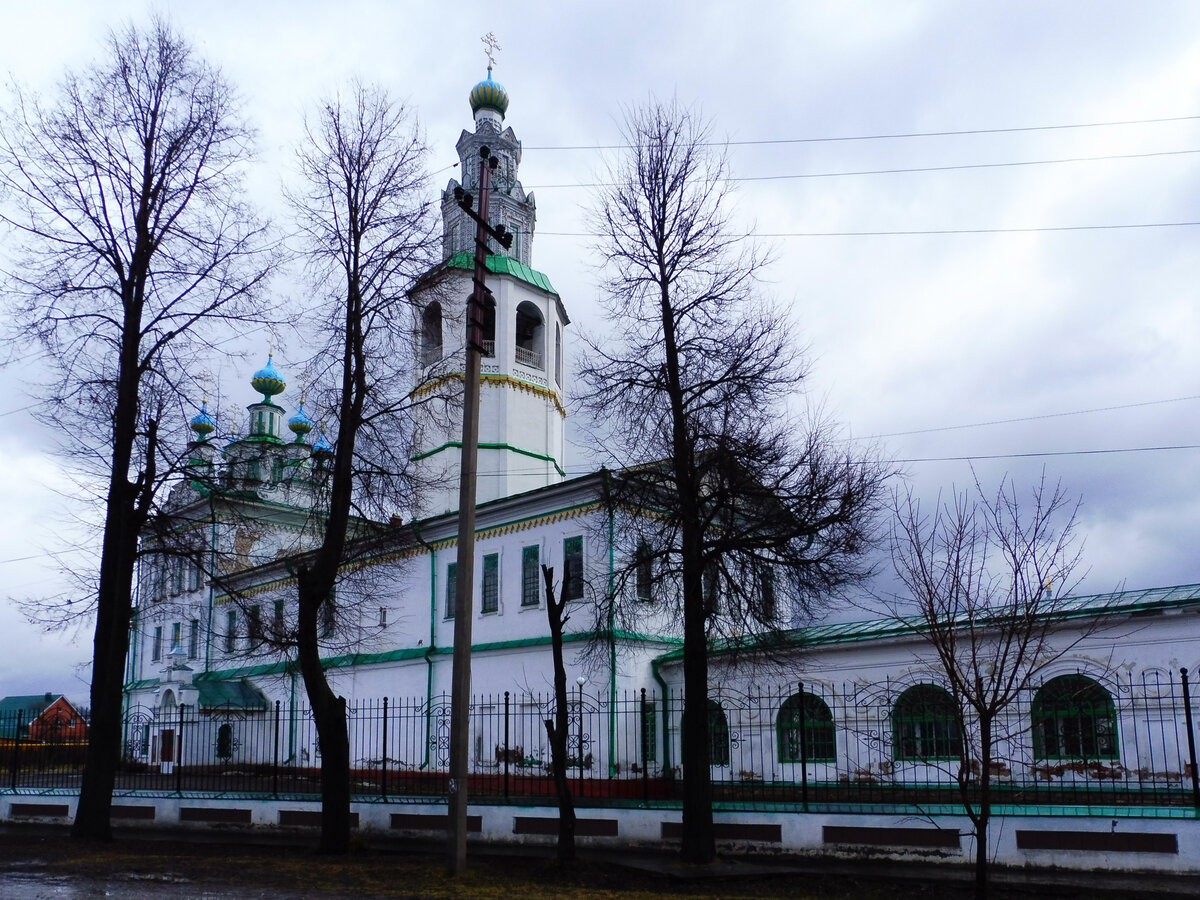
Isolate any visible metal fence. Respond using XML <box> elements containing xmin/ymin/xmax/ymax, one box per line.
<box><xmin>4</xmin><ymin>670</ymin><xmax>1199</xmax><ymax>812</ymax></box>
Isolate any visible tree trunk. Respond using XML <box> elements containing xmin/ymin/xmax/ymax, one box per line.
<box><xmin>975</xmin><ymin>720</ymin><xmax>993</xmax><ymax>900</ymax></box>
<box><xmin>297</xmin><ymin>578</ymin><xmax>351</xmax><ymax>854</ymax></box>
<box><xmin>72</xmin><ymin>515</ymin><xmax>136</xmax><ymax>840</ymax></box>
<box><xmin>73</xmin><ymin>310</ymin><xmax>144</xmax><ymax>841</ymax></box>
<box><xmin>542</xmin><ymin>564</ymin><xmax>576</xmax><ymax>862</ymax></box>
<box><xmin>679</xmin><ymin>536</ymin><xmax>714</xmax><ymax>864</ymax></box>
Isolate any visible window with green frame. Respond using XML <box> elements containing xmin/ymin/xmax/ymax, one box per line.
<box><xmin>777</xmin><ymin>691</ymin><xmax>836</xmax><ymax>763</ymax></box>
<box><xmin>563</xmin><ymin>536</ymin><xmax>583</xmax><ymax>600</ymax></box>
<box><xmin>893</xmin><ymin>684</ymin><xmax>962</xmax><ymax>761</ymax></box>
<box><xmin>1032</xmin><ymin>674</ymin><xmax>1118</xmax><ymax>760</ymax></box>
<box><xmin>445</xmin><ymin>562</ymin><xmax>457</xmax><ymax>619</ymax></box>
<box><xmin>521</xmin><ymin>545</ymin><xmax>540</xmax><ymax>606</ymax></box>
<box><xmin>482</xmin><ymin>553</ymin><xmax>499</xmax><ymax>613</ymax></box>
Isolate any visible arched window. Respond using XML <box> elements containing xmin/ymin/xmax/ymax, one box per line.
<box><xmin>554</xmin><ymin>324</ymin><xmax>563</xmax><ymax>386</ymax></box>
<box><xmin>515</xmin><ymin>301</ymin><xmax>544</xmax><ymax>369</ymax></box>
<box><xmin>684</xmin><ymin>699</ymin><xmax>731</xmax><ymax>767</ymax></box>
<box><xmin>482</xmin><ymin>298</ymin><xmax>496</xmax><ymax>358</ymax></box>
<box><xmin>778</xmin><ymin>692</ymin><xmax>835</xmax><ymax>763</ymax></box>
<box><xmin>1032</xmin><ymin>674</ymin><xmax>1118</xmax><ymax>760</ymax></box>
<box><xmin>216</xmin><ymin>723</ymin><xmax>233</xmax><ymax>760</ymax></box>
<box><xmin>420</xmin><ymin>301</ymin><xmax>443</xmax><ymax>366</ymax></box>
<box><xmin>893</xmin><ymin>685</ymin><xmax>961</xmax><ymax>761</ymax></box>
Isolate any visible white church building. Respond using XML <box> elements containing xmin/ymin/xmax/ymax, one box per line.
<box><xmin>121</xmin><ymin>70</ymin><xmax>1200</xmax><ymax>831</ymax></box>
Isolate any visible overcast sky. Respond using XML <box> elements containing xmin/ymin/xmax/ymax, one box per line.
<box><xmin>1</xmin><ymin>1</ymin><xmax>1199</xmax><ymax>701</ymax></box>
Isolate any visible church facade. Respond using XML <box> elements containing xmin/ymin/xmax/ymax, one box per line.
<box><xmin>121</xmin><ymin>71</ymin><xmax>1200</xmax><ymax>809</ymax></box>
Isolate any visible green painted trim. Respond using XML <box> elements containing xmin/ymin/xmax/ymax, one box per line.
<box><xmin>412</xmin><ymin>440</ymin><xmax>566</xmax><ymax>477</ymax></box>
<box><xmin>125</xmin><ymin>678</ymin><xmax>161</xmax><ymax>692</ymax></box>
<box><xmin>130</xmin><ymin>629</ymin><xmax>680</xmax><ymax>692</ymax></box>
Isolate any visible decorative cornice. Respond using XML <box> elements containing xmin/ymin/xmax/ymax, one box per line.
<box><xmin>410</xmin><ymin>372</ymin><xmax>566</xmax><ymax>417</ymax></box>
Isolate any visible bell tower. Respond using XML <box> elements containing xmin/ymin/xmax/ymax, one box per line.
<box><xmin>410</xmin><ymin>68</ymin><xmax>568</xmax><ymax>517</ymax></box>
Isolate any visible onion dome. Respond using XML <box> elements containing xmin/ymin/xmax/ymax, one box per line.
<box><xmin>189</xmin><ymin>400</ymin><xmax>216</xmax><ymax>441</ymax></box>
<box><xmin>469</xmin><ymin>67</ymin><xmax>509</xmax><ymax>117</ymax></box>
<box><xmin>288</xmin><ymin>400</ymin><xmax>314</xmax><ymax>442</ymax></box>
<box><xmin>250</xmin><ymin>353</ymin><xmax>286</xmax><ymax>401</ymax></box>
<box><xmin>312</xmin><ymin>427</ymin><xmax>334</xmax><ymax>457</ymax></box>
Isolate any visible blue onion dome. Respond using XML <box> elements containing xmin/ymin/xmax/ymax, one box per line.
<box><xmin>469</xmin><ymin>67</ymin><xmax>509</xmax><ymax>117</ymax></box>
<box><xmin>189</xmin><ymin>399</ymin><xmax>216</xmax><ymax>441</ymax></box>
<box><xmin>312</xmin><ymin>427</ymin><xmax>334</xmax><ymax>457</ymax></box>
<box><xmin>288</xmin><ymin>399</ymin><xmax>314</xmax><ymax>442</ymax></box>
<box><xmin>250</xmin><ymin>353</ymin><xmax>286</xmax><ymax>401</ymax></box>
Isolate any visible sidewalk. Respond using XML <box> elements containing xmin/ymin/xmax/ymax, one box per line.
<box><xmin>0</xmin><ymin>824</ymin><xmax>1195</xmax><ymax>899</ymax></box>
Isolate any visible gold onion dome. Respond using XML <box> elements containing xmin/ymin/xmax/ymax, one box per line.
<box><xmin>469</xmin><ymin>67</ymin><xmax>509</xmax><ymax>117</ymax></box>
<box><xmin>250</xmin><ymin>353</ymin><xmax>286</xmax><ymax>401</ymax></box>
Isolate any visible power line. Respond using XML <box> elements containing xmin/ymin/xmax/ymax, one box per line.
<box><xmin>527</xmin><ymin>147</ymin><xmax>1200</xmax><ymax>189</ymax></box>
<box><xmin>538</xmin><ymin>220</ymin><xmax>1200</xmax><ymax>238</ymax></box>
<box><xmin>899</xmin><ymin>444</ymin><xmax>1200</xmax><ymax>464</ymax></box>
<box><xmin>522</xmin><ymin>114</ymin><xmax>1200</xmax><ymax>151</ymax></box>
<box><xmin>861</xmin><ymin>394</ymin><xmax>1200</xmax><ymax>439</ymax></box>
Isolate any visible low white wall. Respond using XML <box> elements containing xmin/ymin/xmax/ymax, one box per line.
<box><xmin>4</xmin><ymin>794</ymin><xmax>1196</xmax><ymax>874</ymax></box>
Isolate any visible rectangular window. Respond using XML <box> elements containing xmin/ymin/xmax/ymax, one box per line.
<box><xmin>189</xmin><ymin>560</ymin><xmax>202</xmax><ymax>591</ymax></box>
<box><xmin>152</xmin><ymin>626</ymin><xmax>163</xmax><ymax>662</ymax></box>
<box><xmin>635</xmin><ymin>541</ymin><xmax>652</xmax><ymax>602</ymax></box>
<box><xmin>482</xmin><ymin>553</ymin><xmax>499</xmax><ymax>613</ymax></box>
<box><xmin>249</xmin><ymin>605</ymin><xmax>263</xmax><ymax>642</ymax></box>
<box><xmin>379</xmin><ymin>607</ymin><xmax>387</xmax><ymax>627</ymax></box>
<box><xmin>321</xmin><ymin>598</ymin><xmax>336</xmax><ymax>638</ymax></box>
<box><xmin>170</xmin><ymin>622</ymin><xmax>181</xmax><ymax>653</ymax></box>
<box><xmin>703</xmin><ymin>565</ymin><xmax>720</xmax><ymax>614</ymax></box>
<box><xmin>758</xmin><ymin>564</ymin><xmax>776</xmax><ymax>622</ymax></box>
<box><xmin>225</xmin><ymin>610</ymin><xmax>237</xmax><ymax>652</ymax></box>
<box><xmin>641</xmin><ymin>701</ymin><xmax>657</xmax><ymax>763</ymax></box>
<box><xmin>445</xmin><ymin>562</ymin><xmax>457</xmax><ymax>619</ymax></box>
<box><xmin>273</xmin><ymin>599</ymin><xmax>285</xmax><ymax>636</ymax></box>
<box><xmin>188</xmin><ymin>619</ymin><xmax>199</xmax><ymax>659</ymax></box>
<box><xmin>170</xmin><ymin>558</ymin><xmax>183</xmax><ymax>595</ymax></box>
<box><xmin>563</xmin><ymin>536</ymin><xmax>583</xmax><ymax>600</ymax></box>
<box><xmin>521</xmin><ymin>545</ymin><xmax>540</xmax><ymax>606</ymax></box>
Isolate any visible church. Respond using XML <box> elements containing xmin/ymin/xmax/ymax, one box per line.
<box><xmin>121</xmin><ymin>69</ymin><xmax>1200</xmax><ymax>806</ymax></box>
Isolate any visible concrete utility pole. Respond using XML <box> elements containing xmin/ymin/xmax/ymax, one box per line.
<box><xmin>446</xmin><ymin>144</ymin><xmax>513</xmax><ymax>876</ymax></box>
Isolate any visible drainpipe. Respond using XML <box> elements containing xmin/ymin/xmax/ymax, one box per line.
<box><xmin>650</xmin><ymin>654</ymin><xmax>672</xmax><ymax>775</ymax></box>
<box><xmin>414</xmin><ymin>518</ymin><xmax>437</xmax><ymax>770</ymax></box>
<box><xmin>205</xmin><ymin>500</ymin><xmax>217</xmax><ymax>672</ymax></box>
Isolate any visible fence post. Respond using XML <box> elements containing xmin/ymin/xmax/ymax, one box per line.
<box><xmin>10</xmin><ymin>713</ymin><xmax>22</xmax><ymax>790</ymax></box>
<box><xmin>503</xmin><ymin>691</ymin><xmax>510</xmax><ymax>801</ymax></box>
<box><xmin>381</xmin><ymin>698</ymin><xmax>389</xmax><ymax>801</ymax></box>
<box><xmin>641</xmin><ymin>688</ymin><xmax>650</xmax><ymax>801</ymax></box>
<box><xmin>175</xmin><ymin>702</ymin><xmax>184</xmax><ymax>795</ymax></box>
<box><xmin>1181</xmin><ymin>669</ymin><xmax>1200</xmax><ymax>811</ymax></box>
<box><xmin>273</xmin><ymin>700</ymin><xmax>281</xmax><ymax>798</ymax></box>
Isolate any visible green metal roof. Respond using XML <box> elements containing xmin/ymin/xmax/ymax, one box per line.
<box><xmin>656</xmin><ymin>582</ymin><xmax>1200</xmax><ymax>663</ymax></box>
<box><xmin>195</xmin><ymin>679</ymin><xmax>269</xmax><ymax>711</ymax></box>
<box><xmin>444</xmin><ymin>252</ymin><xmax>557</xmax><ymax>295</ymax></box>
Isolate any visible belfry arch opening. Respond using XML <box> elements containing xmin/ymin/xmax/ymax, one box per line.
<box><xmin>420</xmin><ymin>301</ymin><xmax>443</xmax><ymax>366</ymax></box>
<box><xmin>515</xmin><ymin>301</ymin><xmax>544</xmax><ymax>370</ymax></box>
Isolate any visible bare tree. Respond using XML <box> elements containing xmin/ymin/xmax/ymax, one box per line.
<box><xmin>0</xmin><ymin>19</ymin><xmax>275</xmax><ymax>840</ymax></box>
<box><xmin>580</xmin><ymin>99</ymin><xmax>890</xmax><ymax>864</ymax></box>
<box><xmin>541</xmin><ymin>563</ymin><xmax>577</xmax><ymax>863</ymax></box>
<box><xmin>887</xmin><ymin>473</ymin><xmax>1085</xmax><ymax>899</ymax></box>
<box><xmin>283</xmin><ymin>81</ymin><xmax>437</xmax><ymax>853</ymax></box>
